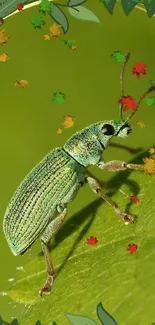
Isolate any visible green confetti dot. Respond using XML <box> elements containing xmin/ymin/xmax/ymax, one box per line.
<box><xmin>113</xmin><ymin>117</ymin><xmax>121</xmax><ymax>126</ymax></box>
<box><xmin>64</xmin><ymin>40</ymin><xmax>75</xmax><ymax>48</ymax></box>
<box><xmin>146</xmin><ymin>96</ymin><xmax>155</xmax><ymax>106</ymax></box>
<box><xmin>111</xmin><ymin>50</ymin><xmax>125</xmax><ymax>63</ymax></box>
<box><xmin>31</xmin><ymin>15</ymin><xmax>45</xmax><ymax>28</ymax></box>
<box><xmin>39</xmin><ymin>0</ymin><xmax>51</xmax><ymax>13</ymax></box>
<box><xmin>149</xmin><ymin>80</ymin><xmax>155</xmax><ymax>86</ymax></box>
<box><xmin>52</xmin><ymin>92</ymin><xmax>66</xmax><ymax>105</ymax></box>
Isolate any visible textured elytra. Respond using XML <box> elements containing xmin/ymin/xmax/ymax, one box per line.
<box><xmin>3</xmin><ymin>147</ymin><xmax>85</xmax><ymax>256</ymax></box>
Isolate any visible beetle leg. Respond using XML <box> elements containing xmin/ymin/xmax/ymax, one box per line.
<box><xmin>86</xmin><ymin>176</ymin><xmax>134</xmax><ymax>225</ymax></box>
<box><xmin>39</xmin><ymin>241</ymin><xmax>54</xmax><ymax>296</ymax></box>
<box><xmin>98</xmin><ymin>160</ymin><xmax>144</xmax><ymax>172</ymax></box>
<box><xmin>39</xmin><ymin>207</ymin><xmax>67</xmax><ymax>296</ymax></box>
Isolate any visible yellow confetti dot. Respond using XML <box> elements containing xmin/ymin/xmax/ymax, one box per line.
<box><xmin>56</xmin><ymin>128</ymin><xmax>62</xmax><ymax>134</ymax></box>
<box><xmin>143</xmin><ymin>157</ymin><xmax>155</xmax><ymax>176</ymax></box>
<box><xmin>62</xmin><ymin>115</ymin><xmax>75</xmax><ymax>128</ymax></box>
<box><xmin>43</xmin><ymin>34</ymin><xmax>50</xmax><ymax>40</ymax></box>
<box><xmin>136</xmin><ymin>120</ymin><xmax>145</xmax><ymax>128</ymax></box>
<box><xmin>149</xmin><ymin>147</ymin><xmax>155</xmax><ymax>155</ymax></box>
<box><xmin>0</xmin><ymin>53</ymin><xmax>8</xmax><ymax>62</ymax></box>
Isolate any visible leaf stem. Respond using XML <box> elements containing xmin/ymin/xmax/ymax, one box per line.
<box><xmin>53</xmin><ymin>3</ymin><xmax>80</xmax><ymax>12</ymax></box>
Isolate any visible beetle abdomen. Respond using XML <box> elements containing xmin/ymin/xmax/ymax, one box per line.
<box><xmin>3</xmin><ymin>148</ymin><xmax>85</xmax><ymax>256</ymax></box>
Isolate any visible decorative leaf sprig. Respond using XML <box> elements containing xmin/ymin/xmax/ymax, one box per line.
<box><xmin>65</xmin><ymin>302</ymin><xmax>118</xmax><ymax>324</ymax></box>
<box><xmin>1</xmin><ymin>300</ymin><xmax>155</xmax><ymax>324</ymax></box>
<box><xmin>100</xmin><ymin>0</ymin><xmax>155</xmax><ymax>17</ymax></box>
<box><xmin>30</xmin><ymin>0</ymin><xmax>100</xmax><ymax>32</ymax></box>
<box><xmin>112</xmin><ymin>49</ymin><xmax>155</xmax><ymax>116</ymax></box>
<box><xmin>1</xmin><ymin>0</ymin><xmax>155</xmax><ymax>25</ymax></box>
<box><xmin>0</xmin><ymin>318</ymin><xmax>58</xmax><ymax>325</ymax></box>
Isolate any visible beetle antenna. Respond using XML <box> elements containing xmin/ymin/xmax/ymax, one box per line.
<box><xmin>125</xmin><ymin>85</ymin><xmax>155</xmax><ymax>122</ymax></box>
<box><xmin>120</xmin><ymin>52</ymin><xmax>131</xmax><ymax>120</ymax></box>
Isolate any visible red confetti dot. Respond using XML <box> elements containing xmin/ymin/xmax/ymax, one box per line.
<box><xmin>130</xmin><ymin>195</ymin><xmax>140</xmax><ymax>204</ymax></box>
<box><xmin>127</xmin><ymin>243</ymin><xmax>138</xmax><ymax>254</ymax></box>
<box><xmin>86</xmin><ymin>236</ymin><xmax>98</xmax><ymax>246</ymax></box>
<box><xmin>132</xmin><ymin>62</ymin><xmax>147</xmax><ymax>79</ymax></box>
<box><xmin>118</xmin><ymin>96</ymin><xmax>136</xmax><ymax>111</ymax></box>
<box><xmin>16</xmin><ymin>3</ymin><xmax>24</xmax><ymax>11</ymax></box>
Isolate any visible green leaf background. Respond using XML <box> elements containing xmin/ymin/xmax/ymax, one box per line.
<box><xmin>1</xmin><ymin>1</ymin><xmax>155</xmax><ymax>325</ymax></box>
<box><xmin>6</xmin><ymin>159</ymin><xmax>155</xmax><ymax>325</ymax></box>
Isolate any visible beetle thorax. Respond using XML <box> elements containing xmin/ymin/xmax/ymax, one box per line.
<box><xmin>63</xmin><ymin>127</ymin><xmax>104</xmax><ymax>167</ymax></box>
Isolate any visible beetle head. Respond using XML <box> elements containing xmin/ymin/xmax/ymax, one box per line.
<box><xmin>96</xmin><ymin>119</ymin><xmax>132</xmax><ymax>149</ymax></box>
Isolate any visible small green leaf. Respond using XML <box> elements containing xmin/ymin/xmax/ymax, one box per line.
<box><xmin>49</xmin><ymin>3</ymin><xmax>69</xmax><ymax>33</ymax></box>
<box><xmin>34</xmin><ymin>321</ymin><xmax>41</xmax><ymax>325</ymax></box>
<box><xmin>99</xmin><ymin>0</ymin><xmax>116</xmax><ymax>15</ymax></box>
<box><xmin>146</xmin><ymin>96</ymin><xmax>155</xmax><ymax>106</ymax></box>
<box><xmin>67</xmin><ymin>6</ymin><xmax>100</xmax><ymax>23</ymax></box>
<box><xmin>113</xmin><ymin>118</ymin><xmax>121</xmax><ymax>126</ymax></box>
<box><xmin>121</xmin><ymin>0</ymin><xmax>137</xmax><ymax>16</ymax></box>
<box><xmin>64</xmin><ymin>312</ymin><xmax>98</xmax><ymax>325</ymax></box>
<box><xmin>64</xmin><ymin>40</ymin><xmax>75</xmax><ymax>48</ymax></box>
<box><xmin>68</xmin><ymin>0</ymin><xmax>88</xmax><ymax>6</ymax></box>
<box><xmin>10</xmin><ymin>319</ymin><xmax>19</xmax><ymax>325</ymax></box>
<box><xmin>39</xmin><ymin>0</ymin><xmax>51</xmax><ymax>13</ymax></box>
<box><xmin>52</xmin><ymin>92</ymin><xmax>66</xmax><ymax>105</ymax></box>
<box><xmin>97</xmin><ymin>302</ymin><xmax>118</xmax><ymax>325</ymax></box>
<box><xmin>143</xmin><ymin>0</ymin><xmax>155</xmax><ymax>17</ymax></box>
<box><xmin>111</xmin><ymin>50</ymin><xmax>125</xmax><ymax>63</ymax></box>
<box><xmin>31</xmin><ymin>15</ymin><xmax>45</xmax><ymax>28</ymax></box>
<box><xmin>149</xmin><ymin>80</ymin><xmax>155</xmax><ymax>86</ymax></box>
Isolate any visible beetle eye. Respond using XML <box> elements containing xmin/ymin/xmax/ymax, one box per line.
<box><xmin>102</xmin><ymin>124</ymin><xmax>115</xmax><ymax>136</ymax></box>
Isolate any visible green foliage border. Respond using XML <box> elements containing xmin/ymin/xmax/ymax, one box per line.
<box><xmin>1</xmin><ymin>301</ymin><xmax>155</xmax><ymax>325</ymax></box>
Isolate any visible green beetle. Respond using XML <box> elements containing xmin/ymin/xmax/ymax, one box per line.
<box><xmin>3</xmin><ymin>53</ymin><xmax>155</xmax><ymax>295</ymax></box>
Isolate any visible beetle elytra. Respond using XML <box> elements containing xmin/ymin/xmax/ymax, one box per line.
<box><xmin>3</xmin><ymin>53</ymin><xmax>155</xmax><ymax>295</ymax></box>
